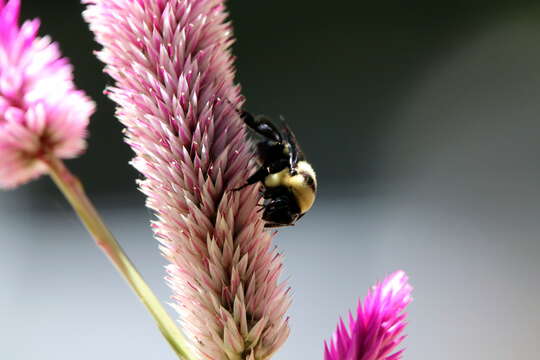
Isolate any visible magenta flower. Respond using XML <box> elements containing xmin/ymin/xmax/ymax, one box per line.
<box><xmin>324</xmin><ymin>271</ymin><xmax>413</xmax><ymax>360</ymax></box>
<box><xmin>84</xmin><ymin>0</ymin><xmax>290</xmax><ymax>359</ymax></box>
<box><xmin>0</xmin><ymin>0</ymin><xmax>95</xmax><ymax>189</ymax></box>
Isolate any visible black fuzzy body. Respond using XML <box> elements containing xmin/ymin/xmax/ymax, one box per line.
<box><xmin>235</xmin><ymin>111</ymin><xmax>306</xmax><ymax>227</ymax></box>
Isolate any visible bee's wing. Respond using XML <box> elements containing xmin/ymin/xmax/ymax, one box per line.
<box><xmin>242</xmin><ymin>112</ymin><xmax>282</xmax><ymax>143</ymax></box>
<box><xmin>279</xmin><ymin>116</ymin><xmax>305</xmax><ymax>169</ymax></box>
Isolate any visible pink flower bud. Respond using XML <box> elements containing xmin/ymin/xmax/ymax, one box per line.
<box><xmin>0</xmin><ymin>0</ymin><xmax>95</xmax><ymax>188</ymax></box>
<box><xmin>325</xmin><ymin>271</ymin><xmax>413</xmax><ymax>360</ymax></box>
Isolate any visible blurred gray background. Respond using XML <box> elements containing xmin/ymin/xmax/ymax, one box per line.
<box><xmin>1</xmin><ymin>0</ymin><xmax>540</xmax><ymax>359</ymax></box>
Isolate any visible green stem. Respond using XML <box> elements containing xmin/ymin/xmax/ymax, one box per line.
<box><xmin>42</xmin><ymin>155</ymin><xmax>193</xmax><ymax>360</ymax></box>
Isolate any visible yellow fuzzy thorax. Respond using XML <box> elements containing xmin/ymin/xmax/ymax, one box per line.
<box><xmin>263</xmin><ymin>161</ymin><xmax>317</xmax><ymax>213</ymax></box>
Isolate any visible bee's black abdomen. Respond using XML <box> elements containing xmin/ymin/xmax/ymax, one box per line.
<box><xmin>241</xmin><ymin>111</ymin><xmax>282</xmax><ymax>143</ymax></box>
<box><xmin>256</xmin><ymin>141</ymin><xmax>289</xmax><ymax>173</ymax></box>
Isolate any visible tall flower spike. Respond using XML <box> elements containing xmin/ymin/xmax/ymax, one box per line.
<box><xmin>324</xmin><ymin>271</ymin><xmax>413</xmax><ymax>360</ymax></box>
<box><xmin>83</xmin><ymin>1</ymin><xmax>291</xmax><ymax>359</ymax></box>
<box><xmin>0</xmin><ymin>0</ymin><xmax>95</xmax><ymax>188</ymax></box>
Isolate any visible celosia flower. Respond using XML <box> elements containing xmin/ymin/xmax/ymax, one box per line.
<box><xmin>324</xmin><ymin>271</ymin><xmax>413</xmax><ymax>360</ymax></box>
<box><xmin>0</xmin><ymin>0</ymin><xmax>95</xmax><ymax>188</ymax></box>
<box><xmin>83</xmin><ymin>1</ymin><xmax>290</xmax><ymax>359</ymax></box>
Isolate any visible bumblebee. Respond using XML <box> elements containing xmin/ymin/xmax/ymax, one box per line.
<box><xmin>235</xmin><ymin>111</ymin><xmax>317</xmax><ymax>227</ymax></box>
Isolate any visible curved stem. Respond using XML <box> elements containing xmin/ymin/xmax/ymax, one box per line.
<box><xmin>42</xmin><ymin>155</ymin><xmax>193</xmax><ymax>360</ymax></box>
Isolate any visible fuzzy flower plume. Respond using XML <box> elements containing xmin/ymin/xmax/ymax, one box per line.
<box><xmin>325</xmin><ymin>271</ymin><xmax>413</xmax><ymax>360</ymax></box>
<box><xmin>84</xmin><ymin>1</ymin><xmax>290</xmax><ymax>359</ymax></box>
<box><xmin>0</xmin><ymin>0</ymin><xmax>95</xmax><ymax>188</ymax></box>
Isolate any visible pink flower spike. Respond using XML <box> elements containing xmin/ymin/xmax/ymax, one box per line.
<box><xmin>325</xmin><ymin>271</ymin><xmax>413</xmax><ymax>360</ymax></box>
<box><xmin>83</xmin><ymin>1</ymin><xmax>290</xmax><ymax>359</ymax></box>
<box><xmin>0</xmin><ymin>0</ymin><xmax>95</xmax><ymax>189</ymax></box>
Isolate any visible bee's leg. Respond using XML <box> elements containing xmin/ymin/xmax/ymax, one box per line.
<box><xmin>241</xmin><ymin>111</ymin><xmax>282</xmax><ymax>143</ymax></box>
<box><xmin>232</xmin><ymin>166</ymin><xmax>268</xmax><ymax>191</ymax></box>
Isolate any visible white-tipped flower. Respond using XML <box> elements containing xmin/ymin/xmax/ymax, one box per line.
<box><xmin>84</xmin><ymin>1</ymin><xmax>290</xmax><ymax>358</ymax></box>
